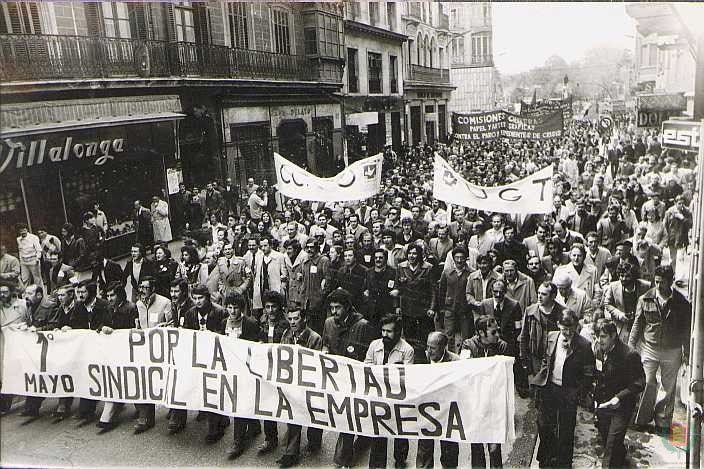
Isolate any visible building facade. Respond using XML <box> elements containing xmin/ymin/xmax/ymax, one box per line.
<box><xmin>626</xmin><ymin>3</ymin><xmax>696</xmax><ymax>124</ymax></box>
<box><xmin>446</xmin><ymin>1</ymin><xmax>497</xmax><ymax>114</ymax></box>
<box><xmin>0</xmin><ymin>1</ymin><xmax>344</xmax><ymax>250</ymax></box>
<box><xmin>342</xmin><ymin>1</ymin><xmax>406</xmax><ymax>161</ymax></box>
<box><xmin>400</xmin><ymin>1</ymin><xmax>454</xmax><ymax>145</ymax></box>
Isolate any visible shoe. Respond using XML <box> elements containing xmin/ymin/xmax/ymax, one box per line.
<box><xmin>134</xmin><ymin>421</ymin><xmax>153</xmax><ymax>434</ymax></box>
<box><xmin>205</xmin><ymin>430</ymin><xmax>224</xmax><ymax>444</ymax></box>
<box><xmin>52</xmin><ymin>411</ymin><xmax>68</xmax><ymax>423</ymax></box>
<box><xmin>394</xmin><ymin>461</ymin><xmax>407</xmax><ymax>468</ymax></box>
<box><xmin>167</xmin><ymin>423</ymin><xmax>185</xmax><ymax>435</ymax></box>
<box><xmin>228</xmin><ymin>444</ymin><xmax>245</xmax><ymax>460</ymax></box>
<box><xmin>97</xmin><ymin>422</ymin><xmax>117</xmax><ymax>434</ymax></box>
<box><xmin>278</xmin><ymin>455</ymin><xmax>299</xmax><ymax>468</ymax></box>
<box><xmin>258</xmin><ymin>439</ymin><xmax>278</xmax><ymax>455</ymax></box>
<box><xmin>196</xmin><ymin>411</ymin><xmax>207</xmax><ymax>422</ymax></box>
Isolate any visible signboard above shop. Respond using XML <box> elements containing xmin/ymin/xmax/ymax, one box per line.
<box><xmin>661</xmin><ymin>120</ymin><xmax>701</xmax><ymax>153</ymax></box>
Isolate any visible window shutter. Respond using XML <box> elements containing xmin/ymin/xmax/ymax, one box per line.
<box><xmin>84</xmin><ymin>2</ymin><xmax>104</xmax><ymax>37</ymax></box>
<box><xmin>128</xmin><ymin>3</ymin><xmax>148</xmax><ymax>40</ymax></box>
<box><xmin>2</xmin><ymin>2</ymin><xmax>42</xmax><ymax>34</ymax></box>
<box><xmin>164</xmin><ymin>2</ymin><xmax>176</xmax><ymax>42</ymax></box>
<box><xmin>193</xmin><ymin>3</ymin><xmax>210</xmax><ymax>45</ymax></box>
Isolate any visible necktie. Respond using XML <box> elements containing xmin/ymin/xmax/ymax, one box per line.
<box><xmin>262</xmin><ymin>259</ymin><xmax>270</xmax><ymax>293</ymax></box>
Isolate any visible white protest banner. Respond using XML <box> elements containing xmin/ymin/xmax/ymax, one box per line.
<box><xmin>1</xmin><ymin>328</ymin><xmax>515</xmax><ymax>444</ymax></box>
<box><xmin>433</xmin><ymin>154</ymin><xmax>553</xmax><ymax>214</ymax></box>
<box><xmin>274</xmin><ymin>152</ymin><xmax>382</xmax><ymax>202</ymax></box>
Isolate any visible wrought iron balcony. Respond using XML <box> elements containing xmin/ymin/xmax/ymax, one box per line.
<box><xmin>408</xmin><ymin>64</ymin><xmax>450</xmax><ymax>84</ymax></box>
<box><xmin>470</xmin><ymin>54</ymin><xmax>494</xmax><ymax>66</ymax></box>
<box><xmin>0</xmin><ymin>34</ymin><xmax>338</xmax><ymax>84</ymax></box>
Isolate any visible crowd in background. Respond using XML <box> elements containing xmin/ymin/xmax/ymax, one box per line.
<box><xmin>0</xmin><ymin>114</ymin><xmax>696</xmax><ymax>469</ymax></box>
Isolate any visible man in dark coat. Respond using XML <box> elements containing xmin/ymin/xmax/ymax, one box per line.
<box><xmin>532</xmin><ymin>309</ymin><xmax>595</xmax><ymax>468</ymax></box>
<box><xmin>122</xmin><ymin>244</ymin><xmax>155</xmax><ymax>303</ymax></box>
<box><xmin>276</xmin><ymin>308</ymin><xmax>324</xmax><ymax>468</ymax></box>
<box><xmin>363</xmin><ymin>248</ymin><xmax>397</xmax><ymax>331</ymax></box>
<box><xmin>593</xmin><ymin>318</ymin><xmax>645</xmax><ymax>468</ymax></box>
<box><xmin>92</xmin><ymin>250</ymin><xmax>123</xmax><ymax>298</ymax></box>
<box><xmin>133</xmin><ymin>200</ymin><xmax>154</xmax><ymax>249</ymax></box>
<box><xmin>322</xmin><ymin>288</ymin><xmax>375</xmax><ymax>468</ymax></box>
<box><xmin>222</xmin><ymin>292</ymin><xmax>263</xmax><ymax>459</ymax></box>
<box><xmin>181</xmin><ymin>285</ymin><xmax>228</xmax><ymax>442</ymax></box>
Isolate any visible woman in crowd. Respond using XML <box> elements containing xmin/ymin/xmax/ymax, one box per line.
<box><xmin>153</xmin><ymin>244</ymin><xmax>178</xmax><ymax>298</ymax></box>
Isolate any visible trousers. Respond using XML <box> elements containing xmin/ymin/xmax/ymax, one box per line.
<box><xmin>633</xmin><ymin>344</ymin><xmax>681</xmax><ymax>428</ymax></box>
<box><xmin>416</xmin><ymin>439</ymin><xmax>459</xmax><ymax>468</ymax></box>
<box><xmin>596</xmin><ymin>408</ymin><xmax>633</xmax><ymax>468</ymax></box>
<box><xmin>536</xmin><ymin>383</ymin><xmax>577</xmax><ymax>467</ymax></box>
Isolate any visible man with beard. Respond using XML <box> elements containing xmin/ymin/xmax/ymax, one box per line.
<box><xmin>168</xmin><ymin>279</ymin><xmax>193</xmax><ymax>328</ymax></box>
<box><xmin>17</xmin><ymin>284</ymin><xmax>57</xmax><ymax>418</ymax></box>
<box><xmin>322</xmin><ymin>288</ymin><xmax>374</xmax><ymax>467</ymax></box>
<box><xmin>183</xmin><ymin>285</ymin><xmax>228</xmax><ymax>442</ymax></box>
<box><xmin>394</xmin><ymin>244</ymin><xmax>435</xmax><ymax>358</ymax></box>
<box><xmin>364</xmin><ymin>315</ymin><xmax>414</xmax><ymax>468</ymax></box>
<box><xmin>59</xmin><ymin>280</ymin><xmax>110</xmax><ymax>424</ymax></box>
<box><xmin>276</xmin><ymin>308</ymin><xmax>323</xmax><ymax>468</ymax></box>
<box><xmin>96</xmin><ymin>282</ymin><xmax>138</xmax><ymax>432</ymax></box>
<box><xmin>460</xmin><ymin>316</ymin><xmax>508</xmax><ymax>468</ymax></box>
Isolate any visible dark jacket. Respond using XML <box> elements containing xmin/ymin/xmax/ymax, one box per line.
<box><xmin>92</xmin><ymin>259</ymin><xmax>123</xmax><ymax>296</ymax></box>
<box><xmin>110</xmin><ymin>300</ymin><xmax>138</xmax><ymax>330</ymax></box>
<box><xmin>63</xmin><ymin>298</ymin><xmax>111</xmax><ymax>331</ymax></box>
<box><xmin>396</xmin><ymin>261</ymin><xmax>435</xmax><ymax>317</ymax></box>
<box><xmin>46</xmin><ymin>263</ymin><xmax>75</xmax><ymax>295</ymax></box>
<box><xmin>519</xmin><ymin>302</ymin><xmax>565</xmax><ymax>373</ymax></box>
<box><xmin>628</xmin><ymin>287</ymin><xmax>692</xmax><ymax>354</ymax></box>
<box><xmin>123</xmin><ymin>259</ymin><xmax>155</xmax><ymax>292</ymax></box>
<box><xmin>153</xmin><ymin>258</ymin><xmax>179</xmax><ymax>298</ymax></box>
<box><xmin>531</xmin><ymin>332</ymin><xmax>595</xmax><ymax>404</ymax></box>
<box><xmin>365</xmin><ymin>266</ymin><xmax>397</xmax><ymax>322</ymax></box>
<box><xmin>281</xmin><ymin>326</ymin><xmax>323</xmax><ymax>351</ymax></box>
<box><xmin>325</xmin><ymin>262</ymin><xmax>368</xmax><ymax>306</ymax></box>
<box><xmin>171</xmin><ymin>297</ymin><xmax>195</xmax><ymax>328</ymax></box>
<box><xmin>479</xmin><ymin>297</ymin><xmax>523</xmax><ymax>354</ymax></box>
<box><xmin>26</xmin><ymin>298</ymin><xmax>59</xmax><ymax>331</ymax></box>
<box><xmin>183</xmin><ymin>302</ymin><xmax>227</xmax><ymax>333</ymax></box>
<box><xmin>322</xmin><ymin>312</ymin><xmax>375</xmax><ymax>362</ymax></box>
<box><xmin>259</xmin><ymin>317</ymin><xmax>290</xmax><ymax>344</ymax></box>
<box><xmin>62</xmin><ymin>236</ymin><xmax>87</xmax><ymax>270</ymax></box>
<box><xmin>594</xmin><ymin>339</ymin><xmax>645</xmax><ymax>412</ymax></box>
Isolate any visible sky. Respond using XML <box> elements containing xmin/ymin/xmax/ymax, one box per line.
<box><xmin>492</xmin><ymin>2</ymin><xmax>636</xmax><ymax>75</ymax></box>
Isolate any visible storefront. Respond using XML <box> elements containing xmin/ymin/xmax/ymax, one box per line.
<box><xmin>0</xmin><ymin>118</ymin><xmax>182</xmax><ymax>257</ymax></box>
<box><xmin>344</xmin><ymin>95</ymin><xmax>404</xmax><ymax>162</ymax></box>
<box><xmin>221</xmin><ymin>101</ymin><xmax>344</xmax><ymax>182</ymax></box>
<box><xmin>404</xmin><ymin>89</ymin><xmax>452</xmax><ymax>145</ymax></box>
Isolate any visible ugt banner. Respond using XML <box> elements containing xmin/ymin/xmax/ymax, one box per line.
<box><xmin>274</xmin><ymin>152</ymin><xmax>382</xmax><ymax>202</ymax></box>
<box><xmin>452</xmin><ymin>110</ymin><xmax>563</xmax><ymax>141</ymax></box>
<box><xmin>433</xmin><ymin>154</ymin><xmax>554</xmax><ymax>214</ymax></box>
<box><xmin>1</xmin><ymin>328</ymin><xmax>516</xmax><ymax>444</ymax></box>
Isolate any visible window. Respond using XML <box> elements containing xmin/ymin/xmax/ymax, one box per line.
<box><xmin>386</xmin><ymin>2</ymin><xmax>396</xmax><ymax>31</ymax></box>
<box><xmin>303</xmin><ymin>12</ymin><xmax>343</xmax><ymax>58</ymax></box>
<box><xmin>348</xmin><ymin>47</ymin><xmax>359</xmax><ymax>93</ymax></box>
<box><xmin>227</xmin><ymin>2</ymin><xmax>248</xmax><ymax>49</ymax></box>
<box><xmin>368</xmin><ymin>51</ymin><xmax>382</xmax><ymax>94</ymax></box>
<box><xmin>390</xmin><ymin>54</ymin><xmax>398</xmax><ymax>93</ymax></box>
<box><xmin>649</xmin><ymin>45</ymin><xmax>657</xmax><ymax>66</ymax></box>
<box><xmin>349</xmin><ymin>2</ymin><xmax>361</xmax><ymax>20</ymax></box>
<box><xmin>101</xmin><ymin>2</ymin><xmax>131</xmax><ymax>38</ymax></box>
<box><xmin>272</xmin><ymin>8</ymin><xmax>291</xmax><ymax>55</ymax></box>
<box><xmin>454</xmin><ymin>37</ymin><xmax>464</xmax><ymax>60</ymax></box>
<box><xmin>369</xmin><ymin>2</ymin><xmax>379</xmax><ymax>25</ymax></box>
<box><xmin>483</xmin><ymin>3</ymin><xmax>490</xmax><ymax>24</ymax></box>
<box><xmin>174</xmin><ymin>2</ymin><xmax>195</xmax><ymax>42</ymax></box>
<box><xmin>472</xmin><ymin>33</ymin><xmax>490</xmax><ymax>63</ymax></box>
<box><xmin>0</xmin><ymin>2</ymin><xmax>41</xmax><ymax>34</ymax></box>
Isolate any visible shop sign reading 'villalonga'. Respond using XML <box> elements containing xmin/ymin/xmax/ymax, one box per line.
<box><xmin>0</xmin><ymin>136</ymin><xmax>125</xmax><ymax>176</ymax></box>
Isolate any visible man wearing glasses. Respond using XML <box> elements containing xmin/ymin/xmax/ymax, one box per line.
<box><xmin>134</xmin><ymin>276</ymin><xmax>171</xmax><ymax>434</ymax></box>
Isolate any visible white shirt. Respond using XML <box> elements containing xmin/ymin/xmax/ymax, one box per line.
<box><xmin>132</xmin><ymin>260</ymin><xmax>142</xmax><ymax>283</ymax></box>
<box><xmin>551</xmin><ymin>334</ymin><xmax>568</xmax><ymax>386</ymax></box>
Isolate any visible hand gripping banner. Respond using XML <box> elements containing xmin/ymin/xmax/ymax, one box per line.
<box><xmin>1</xmin><ymin>328</ymin><xmax>516</xmax><ymax>443</ymax></box>
<box><xmin>274</xmin><ymin>152</ymin><xmax>383</xmax><ymax>202</ymax></box>
<box><xmin>433</xmin><ymin>154</ymin><xmax>554</xmax><ymax>214</ymax></box>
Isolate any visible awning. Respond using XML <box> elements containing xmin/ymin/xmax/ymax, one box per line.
<box><xmin>1</xmin><ymin>112</ymin><xmax>186</xmax><ymax>138</ymax></box>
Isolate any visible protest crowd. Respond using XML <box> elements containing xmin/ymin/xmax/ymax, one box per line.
<box><xmin>0</xmin><ymin>109</ymin><xmax>697</xmax><ymax>469</ymax></box>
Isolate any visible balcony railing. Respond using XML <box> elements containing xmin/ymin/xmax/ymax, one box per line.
<box><xmin>408</xmin><ymin>64</ymin><xmax>450</xmax><ymax>84</ymax></box>
<box><xmin>470</xmin><ymin>55</ymin><xmax>494</xmax><ymax>66</ymax></box>
<box><xmin>0</xmin><ymin>34</ymin><xmax>334</xmax><ymax>83</ymax></box>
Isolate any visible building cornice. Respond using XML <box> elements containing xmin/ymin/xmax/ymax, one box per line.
<box><xmin>345</xmin><ymin>20</ymin><xmax>408</xmax><ymax>42</ymax></box>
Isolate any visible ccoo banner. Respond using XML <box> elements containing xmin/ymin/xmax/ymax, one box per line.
<box><xmin>433</xmin><ymin>154</ymin><xmax>554</xmax><ymax>214</ymax></box>
<box><xmin>1</xmin><ymin>328</ymin><xmax>516</xmax><ymax>444</ymax></box>
<box><xmin>274</xmin><ymin>152</ymin><xmax>382</xmax><ymax>202</ymax></box>
<box><xmin>452</xmin><ymin>110</ymin><xmax>563</xmax><ymax>141</ymax></box>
